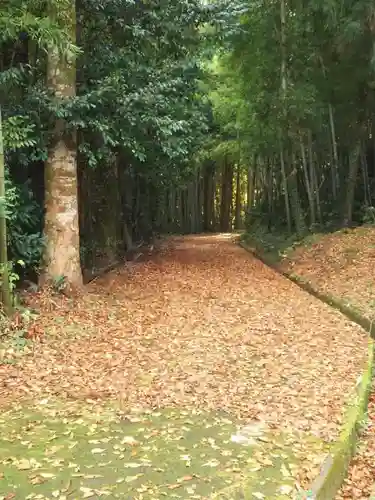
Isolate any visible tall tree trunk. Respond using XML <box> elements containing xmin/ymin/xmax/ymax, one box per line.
<box><xmin>308</xmin><ymin>130</ymin><xmax>322</xmax><ymax>223</ymax></box>
<box><xmin>41</xmin><ymin>0</ymin><xmax>82</xmax><ymax>289</ymax></box>
<box><xmin>279</xmin><ymin>0</ymin><xmax>292</xmax><ymax>233</ymax></box>
<box><xmin>0</xmin><ymin>106</ymin><xmax>12</xmax><ymax>314</ymax></box>
<box><xmin>280</xmin><ymin>145</ymin><xmax>292</xmax><ymax>233</ymax></box>
<box><xmin>267</xmin><ymin>158</ymin><xmax>274</xmax><ymax>230</ymax></box>
<box><xmin>328</xmin><ymin>104</ymin><xmax>339</xmax><ymax>200</ymax></box>
<box><xmin>203</xmin><ymin>166</ymin><xmax>212</xmax><ymax>231</ymax></box>
<box><xmin>234</xmin><ymin>164</ymin><xmax>241</xmax><ymax>229</ymax></box>
<box><xmin>342</xmin><ymin>143</ymin><xmax>361</xmax><ymax>227</ymax></box>
<box><xmin>300</xmin><ymin>135</ymin><xmax>315</xmax><ymax>226</ymax></box>
<box><xmin>247</xmin><ymin>162</ymin><xmax>254</xmax><ymax>212</ymax></box>
<box><xmin>360</xmin><ymin>145</ymin><xmax>372</xmax><ymax>207</ymax></box>
<box><xmin>319</xmin><ymin>56</ymin><xmax>339</xmax><ymax>200</ymax></box>
<box><xmin>220</xmin><ymin>158</ymin><xmax>233</xmax><ymax>232</ymax></box>
<box><xmin>289</xmin><ymin>151</ymin><xmax>305</xmax><ymax>235</ymax></box>
<box><xmin>118</xmin><ymin>160</ymin><xmax>133</xmax><ymax>251</ymax></box>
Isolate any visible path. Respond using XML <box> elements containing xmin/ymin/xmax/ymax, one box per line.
<box><xmin>0</xmin><ymin>235</ymin><xmax>369</xmax><ymax>498</ymax></box>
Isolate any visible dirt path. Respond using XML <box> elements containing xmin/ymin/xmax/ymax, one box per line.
<box><xmin>0</xmin><ymin>234</ymin><xmax>369</xmax><ymax>498</ymax></box>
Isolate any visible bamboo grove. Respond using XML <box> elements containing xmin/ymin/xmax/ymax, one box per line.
<box><xmin>1</xmin><ymin>0</ymin><xmax>375</xmax><ymax>305</ymax></box>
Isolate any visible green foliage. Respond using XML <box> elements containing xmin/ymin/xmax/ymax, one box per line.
<box><xmin>5</xmin><ymin>178</ymin><xmax>44</xmax><ymax>269</ymax></box>
<box><xmin>201</xmin><ymin>0</ymin><xmax>375</xmax><ymax>232</ymax></box>
<box><xmin>2</xmin><ymin>116</ymin><xmax>37</xmax><ymax>151</ymax></box>
<box><xmin>0</xmin><ymin>259</ymin><xmax>24</xmax><ymax>293</ymax></box>
<box><xmin>0</xmin><ymin>0</ymin><xmax>213</xmax><ymax>284</ymax></box>
<box><xmin>73</xmin><ymin>0</ymin><xmax>210</xmax><ymax>187</ymax></box>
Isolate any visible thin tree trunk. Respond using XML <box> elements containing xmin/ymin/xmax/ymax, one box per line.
<box><xmin>360</xmin><ymin>145</ymin><xmax>371</xmax><ymax>206</ymax></box>
<box><xmin>247</xmin><ymin>164</ymin><xmax>254</xmax><ymax>211</ymax></box>
<box><xmin>342</xmin><ymin>143</ymin><xmax>361</xmax><ymax>227</ymax></box>
<box><xmin>120</xmin><ymin>161</ymin><xmax>133</xmax><ymax>250</ymax></box>
<box><xmin>279</xmin><ymin>0</ymin><xmax>292</xmax><ymax>233</ymax></box>
<box><xmin>280</xmin><ymin>146</ymin><xmax>292</xmax><ymax>233</ymax></box>
<box><xmin>234</xmin><ymin>163</ymin><xmax>241</xmax><ymax>229</ymax></box>
<box><xmin>300</xmin><ymin>135</ymin><xmax>315</xmax><ymax>226</ymax></box>
<box><xmin>328</xmin><ymin>104</ymin><xmax>339</xmax><ymax>200</ymax></box>
<box><xmin>280</xmin><ymin>0</ymin><xmax>287</xmax><ymax>97</ymax></box>
<box><xmin>203</xmin><ymin>165</ymin><xmax>214</xmax><ymax>231</ymax></box>
<box><xmin>319</xmin><ymin>56</ymin><xmax>339</xmax><ymax>199</ymax></box>
<box><xmin>308</xmin><ymin>130</ymin><xmax>322</xmax><ymax>223</ymax></box>
<box><xmin>0</xmin><ymin>106</ymin><xmax>12</xmax><ymax>314</ymax></box>
<box><xmin>267</xmin><ymin>158</ymin><xmax>274</xmax><ymax>229</ymax></box>
<box><xmin>214</xmin><ymin>170</ymin><xmax>221</xmax><ymax>229</ymax></box>
<box><xmin>41</xmin><ymin>0</ymin><xmax>82</xmax><ymax>290</ymax></box>
<box><xmin>289</xmin><ymin>151</ymin><xmax>305</xmax><ymax>235</ymax></box>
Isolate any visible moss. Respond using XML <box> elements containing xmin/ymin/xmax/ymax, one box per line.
<box><xmin>0</xmin><ymin>399</ymin><xmax>328</xmax><ymax>499</ymax></box>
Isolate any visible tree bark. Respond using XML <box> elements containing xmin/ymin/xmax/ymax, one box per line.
<box><xmin>308</xmin><ymin>130</ymin><xmax>322</xmax><ymax>223</ymax></box>
<box><xmin>41</xmin><ymin>0</ymin><xmax>82</xmax><ymax>290</ymax></box>
<box><xmin>0</xmin><ymin>106</ymin><xmax>12</xmax><ymax>314</ymax></box>
<box><xmin>234</xmin><ymin>163</ymin><xmax>241</xmax><ymax>229</ymax></box>
<box><xmin>342</xmin><ymin>143</ymin><xmax>361</xmax><ymax>227</ymax></box>
<box><xmin>300</xmin><ymin>135</ymin><xmax>315</xmax><ymax>226</ymax></box>
<box><xmin>280</xmin><ymin>145</ymin><xmax>292</xmax><ymax>233</ymax></box>
<box><xmin>220</xmin><ymin>158</ymin><xmax>233</xmax><ymax>232</ymax></box>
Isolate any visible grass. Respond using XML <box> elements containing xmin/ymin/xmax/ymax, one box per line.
<box><xmin>0</xmin><ymin>398</ymin><xmax>328</xmax><ymax>500</ymax></box>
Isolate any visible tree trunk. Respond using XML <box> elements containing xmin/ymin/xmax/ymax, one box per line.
<box><xmin>328</xmin><ymin>102</ymin><xmax>339</xmax><ymax>200</ymax></box>
<box><xmin>360</xmin><ymin>145</ymin><xmax>371</xmax><ymax>207</ymax></box>
<box><xmin>0</xmin><ymin>106</ymin><xmax>12</xmax><ymax>314</ymax></box>
<box><xmin>118</xmin><ymin>159</ymin><xmax>133</xmax><ymax>251</ymax></box>
<box><xmin>342</xmin><ymin>143</ymin><xmax>361</xmax><ymax>227</ymax></box>
<box><xmin>300</xmin><ymin>135</ymin><xmax>315</xmax><ymax>226</ymax></box>
<box><xmin>308</xmin><ymin>130</ymin><xmax>322</xmax><ymax>223</ymax></box>
<box><xmin>234</xmin><ymin>163</ymin><xmax>241</xmax><ymax>229</ymax></box>
<box><xmin>247</xmin><ymin>163</ymin><xmax>254</xmax><ymax>212</ymax></box>
<box><xmin>203</xmin><ymin>166</ymin><xmax>213</xmax><ymax>231</ymax></box>
<box><xmin>280</xmin><ymin>145</ymin><xmax>292</xmax><ymax>233</ymax></box>
<box><xmin>289</xmin><ymin>151</ymin><xmax>305</xmax><ymax>235</ymax></box>
<box><xmin>279</xmin><ymin>0</ymin><xmax>292</xmax><ymax>233</ymax></box>
<box><xmin>41</xmin><ymin>0</ymin><xmax>82</xmax><ymax>290</ymax></box>
<box><xmin>220</xmin><ymin>158</ymin><xmax>233</xmax><ymax>232</ymax></box>
<box><xmin>267</xmin><ymin>158</ymin><xmax>274</xmax><ymax>230</ymax></box>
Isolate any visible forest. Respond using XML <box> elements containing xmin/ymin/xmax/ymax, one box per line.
<box><xmin>1</xmin><ymin>0</ymin><xmax>375</xmax><ymax>306</ymax></box>
<box><xmin>1</xmin><ymin>1</ymin><xmax>375</xmax><ymax>499</ymax></box>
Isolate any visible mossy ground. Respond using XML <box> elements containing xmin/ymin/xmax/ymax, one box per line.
<box><xmin>0</xmin><ymin>398</ymin><xmax>327</xmax><ymax>499</ymax></box>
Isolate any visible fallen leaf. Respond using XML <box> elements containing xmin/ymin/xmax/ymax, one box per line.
<box><xmin>16</xmin><ymin>459</ymin><xmax>32</xmax><ymax>471</ymax></box>
<box><xmin>168</xmin><ymin>484</ymin><xmax>182</xmax><ymax>490</ymax></box>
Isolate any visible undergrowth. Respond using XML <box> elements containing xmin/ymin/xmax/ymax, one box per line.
<box><xmin>240</xmin><ymin>226</ymin><xmax>324</xmax><ymax>264</ymax></box>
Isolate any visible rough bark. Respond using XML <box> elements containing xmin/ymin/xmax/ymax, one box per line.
<box><xmin>41</xmin><ymin>0</ymin><xmax>82</xmax><ymax>290</ymax></box>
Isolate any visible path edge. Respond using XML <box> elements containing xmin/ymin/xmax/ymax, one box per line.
<box><xmin>239</xmin><ymin>239</ymin><xmax>374</xmax><ymax>499</ymax></box>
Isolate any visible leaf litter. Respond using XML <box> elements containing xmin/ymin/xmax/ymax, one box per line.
<box><xmin>278</xmin><ymin>227</ymin><xmax>375</xmax><ymax>499</ymax></box>
<box><xmin>281</xmin><ymin>226</ymin><xmax>375</xmax><ymax>320</ymax></box>
<box><xmin>0</xmin><ymin>234</ymin><xmax>369</xmax><ymax>497</ymax></box>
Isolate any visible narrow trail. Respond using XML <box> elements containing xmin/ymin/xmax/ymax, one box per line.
<box><xmin>0</xmin><ymin>234</ymin><xmax>370</xmax><ymax>498</ymax></box>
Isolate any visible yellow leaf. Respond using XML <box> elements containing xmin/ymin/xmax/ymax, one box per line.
<box><xmin>16</xmin><ymin>459</ymin><xmax>32</xmax><ymax>471</ymax></box>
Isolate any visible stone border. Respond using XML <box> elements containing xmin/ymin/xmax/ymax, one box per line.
<box><xmin>239</xmin><ymin>239</ymin><xmax>374</xmax><ymax>499</ymax></box>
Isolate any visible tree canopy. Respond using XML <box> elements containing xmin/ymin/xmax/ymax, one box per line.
<box><xmin>0</xmin><ymin>0</ymin><xmax>375</xmax><ymax>298</ymax></box>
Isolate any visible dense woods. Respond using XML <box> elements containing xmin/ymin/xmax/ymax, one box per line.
<box><xmin>1</xmin><ymin>0</ymin><xmax>375</xmax><ymax>305</ymax></box>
